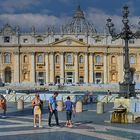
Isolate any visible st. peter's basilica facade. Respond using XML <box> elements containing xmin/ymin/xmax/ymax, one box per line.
<box><xmin>0</xmin><ymin>6</ymin><xmax>140</xmax><ymax>85</ymax></box>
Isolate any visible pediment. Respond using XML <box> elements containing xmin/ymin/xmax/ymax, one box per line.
<box><xmin>49</xmin><ymin>37</ymin><xmax>87</xmax><ymax>46</ymax></box>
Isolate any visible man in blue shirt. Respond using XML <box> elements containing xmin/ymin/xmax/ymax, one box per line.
<box><xmin>64</xmin><ymin>96</ymin><xmax>75</xmax><ymax>127</ymax></box>
<box><xmin>48</xmin><ymin>92</ymin><xmax>59</xmax><ymax>127</ymax></box>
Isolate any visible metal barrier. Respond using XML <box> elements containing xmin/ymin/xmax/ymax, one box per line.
<box><xmin>3</xmin><ymin>93</ymin><xmax>119</xmax><ymax>103</ymax></box>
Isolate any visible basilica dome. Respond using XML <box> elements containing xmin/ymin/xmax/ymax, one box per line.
<box><xmin>62</xmin><ymin>5</ymin><xmax>96</xmax><ymax>35</ymax></box>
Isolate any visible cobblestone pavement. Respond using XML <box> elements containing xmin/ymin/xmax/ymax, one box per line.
<box><xmin>0</xmin><ymin>103</ymin><xmax>140</xmax><ymax>140</ymax></box>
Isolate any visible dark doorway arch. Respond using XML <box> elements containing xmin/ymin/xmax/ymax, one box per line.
<box><xmin>4</xmin><ymin>67</ymin><xmax>12</xmax><ymax>83</ymax></box>
<box><xmin>55</xmin><ymin>76</ymin><xmax>60</xmax><ymax>84</ymax></box>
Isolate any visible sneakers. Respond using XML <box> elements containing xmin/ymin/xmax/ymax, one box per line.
<box><xmin>34</xmin><ymin>125</ymin><xmax>43</xmax><ymax>128</ymax></box>
<box><xmin>34</xmin><ymin>125</ymin><xmax>37</xmax><ymax>128</ymax></box>
<box><xmin>48</xmin><ymin>124</ymin><xmax>53</xmax><ymax>127</ymax></box>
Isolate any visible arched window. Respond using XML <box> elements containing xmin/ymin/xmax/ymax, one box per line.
<box><xmin>95</xmin><ymin>55</ymin><xmax>101</xmax><ymax>64</ymax></box>
<box><xmin>55</xmin><ymin>55</ymin><xmax>60</xmax><ymax>64</ymax></box>
<box><xmin>111</xmin><ymin>56</ymin><xmax>116</xmax><ymax>64</ymax></box>
<box><xmin>4</xmin><ymin>53</ymin><xmax>10</xmax><ymax>64</ymax></box>
<box><xmin>23</xmin><ymin>55</ymin><xmax>28</xmax><ymax>63</ymax></box>
<box><xmin>67</xmin><ymin>54</ymin><xmax>73</xmax><ymax>64</ymax></box>
<box><xmin>38</xmin><ymin>55</ymin><xmax>43</xmax><ymax>63</ymax></box>
<box><xmin>79</xmin><ymin>55</ymin><xmax>84</xmax><ymax>63</ymax></box>
<box><xmin>130</xmin><ymin>56</ymin><xmax>135</xmax><ymax>64</ymax></box>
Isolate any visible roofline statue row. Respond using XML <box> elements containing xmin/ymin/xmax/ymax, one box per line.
<box><xmin>0</xmin><ymin>5</ymin><xmax>97</xmax><ymax>36</ymax></box>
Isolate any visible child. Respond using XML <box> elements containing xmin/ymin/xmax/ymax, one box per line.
<box><xmin>64</xmin><ymin>96</ymin><xmax>75</xmax><ymax>127</ymax></box>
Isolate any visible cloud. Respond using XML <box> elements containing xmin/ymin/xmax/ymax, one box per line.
<box><xmin>86</xmin><ymin>7</ymin><xmax>140</xmax><ymax>33</ymax></box>
<box><xmin>0</xmin><ymin>6</ymin><xmax>139</xmax><ymax>33</ymax></box>
<box><xmin>0</xmin><ymin>13</ymin><xmax>66</xmax><ymax>32</ymax></box>
<box><xmin>0</xmin><ymin>0</ymin><xmax>40</xmax><ymax>13</ymax></box>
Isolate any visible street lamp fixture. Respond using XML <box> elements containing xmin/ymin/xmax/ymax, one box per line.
<box><xmin>106</xmin><ymin>5</ymin><xmax>140</xmax><ymax>98</ymax></box>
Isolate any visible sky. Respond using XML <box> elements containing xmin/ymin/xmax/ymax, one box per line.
<box><xmin>0</xmin><ymin>0</ymin><xmax>139</xmax><ymax>32</ymax></box>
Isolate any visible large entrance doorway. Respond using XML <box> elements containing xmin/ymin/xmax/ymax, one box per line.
<box><xmin>5</xmin><ymin>67</ymin><xmax>12</xmax><ymax>83</ymax></box>
<box><xmin>65</xmin><ymin>72</ymin><xmax>73</xmax><ymax>84</ymax></box>
<box><xmin>55</xmin><ymin>76</ymin><xmax>60</xmax><ymax>84</ymax></box>
<box><xmin>95</xmin><ymin>72</ymin><xmax>102</xmax><ymax>84</ymax></box>
<box><xmin>36</xmin><ymin>72</ymin><xmax>45</xmax><ymax>85</ymax></box>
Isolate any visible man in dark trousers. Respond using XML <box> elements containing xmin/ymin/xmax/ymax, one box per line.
<box><xmin>48</xmin><ymin>92</ymin><xmax>59</xmax><ymax>127</ymax></box>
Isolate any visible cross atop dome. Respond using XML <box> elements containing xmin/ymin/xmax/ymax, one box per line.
<box><xmin>74</xmin><ymin>5</ymin><xmax>85</xmax><ymax>19</ymax></box>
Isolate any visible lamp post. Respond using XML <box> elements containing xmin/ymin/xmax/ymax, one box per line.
<box><xmin>106</xmin><ymin>5</ymin><xmax>140</xmax><ymax>98</ymax></box>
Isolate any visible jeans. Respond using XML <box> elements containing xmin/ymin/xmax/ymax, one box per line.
<box><xmin>48</xmin><ymin>110</ymin><xmax>59</xmax><ymax>125</ymax></box>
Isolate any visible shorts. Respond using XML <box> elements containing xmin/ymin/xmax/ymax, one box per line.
<box><xmin>34</xmin><ymin>106</ymin><xmax>41</xmax><ymax>115</ymax></box>
<box><xmin>66</xmin><ymin>110</ymin><xmax>72</xmax><ymax>120</ymax></box>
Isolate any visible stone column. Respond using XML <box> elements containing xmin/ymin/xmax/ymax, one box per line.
<box><xmin>84</xmin><ymin>53</ymin><xmax>89</xmax><ymax>83</ymax></box>
<box><xmin>49</xmin><ymin>52</ymin><xmax>54</xmax><ymax>83</ymax></box>
<box><xmin>13</xmin><ymin>52</ymin><xmax>20</xmax><ymax>83</ymax></box>
<box><xmin>104</xmin><ymin>53</ymin><xmax>108</xmax><ymax>84</ymax></box>
<box><xmin>60</xmin><ymin>53</ymin><xmax>64</xmax><ymax>84</ymax></box>
<box><xmin>30</xmin><ymin>52</ymin><xmax>35</xmax><ymax>83</ymax></box>
<box><xmin>89</xmin><ymin>53</ymin><xmax>93</xmax><ymax>83</ymax></box>
<box><xmin>45</xmin><ymin>52</ymin><xmax>49</xmax><ymax>84</ymax></box>
<box><xmin>74</xmin><ymin>52</ymin><xmax>78</xmax><ymax>83</ymax></box>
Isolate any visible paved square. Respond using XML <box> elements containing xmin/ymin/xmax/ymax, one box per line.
<box><xmin>0</xmin><ymin>102</ymin><xmax>140</xmax><ymax>140</ymax></box>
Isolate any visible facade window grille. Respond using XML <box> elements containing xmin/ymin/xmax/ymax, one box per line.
<box><xmin>130</xmin><ymin>56</ymin><xmax>135</xmax><ymax>64</ymax></box>
<box><xmin>79</xmin><ymin>55</ymin><xmax>84</xmax><ymax>63</ymax></box>
<box><xmin>4</xmin><ymin>53</ymin><xmax>10</xmax><ymax>64</ymax></box>
<box><xmin>67</xmin><ymin>54</ymin><xmax>73</xmax><ymax>64</ymax></box>
<box><xmin>37</xmin><ymin>55</ymin><xmax>43</xmax><ymax>63</ymax></box>
<box><xmin>55</xmin><ymin>55</ymin><xmax>60</xmax><ymax>64</ymax></box>
<box><xmin>95</xmin><ymin>55</ymin><xmax>101</xmax><ymax>64</ymax></box>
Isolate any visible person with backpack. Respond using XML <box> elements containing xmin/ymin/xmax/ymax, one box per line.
<box><xmin>48</xmin><ymin>92</ymin><xmax>60</xmax><ymax>127</ymax></box>
<box><xmin>64</xmin><ymin>96</ymin><xmax>75</xmax><ymax>128</ymax></box>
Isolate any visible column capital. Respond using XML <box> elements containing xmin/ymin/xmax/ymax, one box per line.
<box><xmin>13</xmin><ymin>51</ymin><xmax>20</xmax><ymax>55</ymax></box>
<box><xmin>60</xmin><ymin>52</ymin><xmax>65</xmax><ymax>55</ymax></box>
<box><xmin>45</xmin><ymin>52</ymin><xmax>49</xmax><ymax>55</ymax></box>
<box><xmin>74</xmin><ymin>52</ymin><xmax>79</xmax><ymax>55</ymax></box>
<box><xmin>29</xmin><ymin>52</ymin><xmax>35</xmax><ymax>55</ymax></box>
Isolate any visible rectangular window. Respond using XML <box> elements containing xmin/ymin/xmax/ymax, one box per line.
<box><xmin>79</xmin><ymin>38</ymin><xmax>83</xmax><ymax>42</ymax></box>
<box><xmin>4</xmin><ymin>36</ymin><xmax>10</xmax><ymax>43</ymax></box>
<box><xmin>37</xmin><ymin>38</ymin><xmax>43</xmax><ymax>42</ymax></box>
<box><xmin>55</xmin><ymin>38</ymin><xmax>59</xmax><ymax>42</ymax></box>
<box><xmin>23</xmin><ymin>38</ymin><xmax>28</xmax><ymax>43</ymax></box>
<box><xmin>129</xmin><ymin>39</ymin><xmax>135</xmax><ymax>44</ymax></box>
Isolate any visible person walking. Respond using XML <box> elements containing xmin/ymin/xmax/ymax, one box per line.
<box><xmin>32</xmin><ymin>94</ymin><xmax>42</xmax><ymax>128</ymax></box>
<box><xmin>48</xmin><ymin>92</ymin><xmax>59</xmax><ymax>127</ymax></box>
<box><xmin>64</xmin><ymin>96</ymin><xmax>75</xmax><ymax>128</ymax></box>
<box><xmin>0</xmin><ymin>94</ymin><xmax>7</xmax><ymax>117</ymax></box>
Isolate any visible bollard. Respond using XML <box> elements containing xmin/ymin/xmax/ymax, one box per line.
<box><xmin>17</xmin><ymin>99</ymin><xmax>24</xmax><ymax>111</ymax></box>
<box><xmin>76</xmin><ymin>101</ymin><xmax>83</xmax><ymax>113</ymax></box>
<box><xmin>96</xmin><ymin>102</ymin><xmax>104</xmax><ymax>114</ymax></box>
<box><xmin>57</xmin><ymin>101</ymin><xmax>63</xmax><ymax>111</ymax></box>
